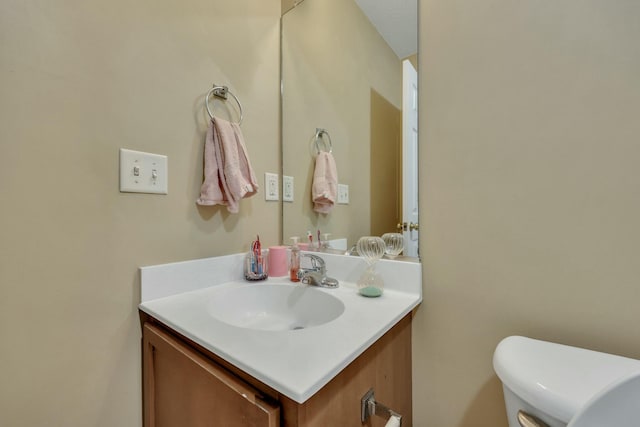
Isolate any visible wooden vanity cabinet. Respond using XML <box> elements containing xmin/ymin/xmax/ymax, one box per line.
<box><xmin>143</xmin><ymin>323</ymin><xmax>279</xmax><ymax>427</ymax></box>
<box><xmin>142</xmin><ymin>314</ymin><xmax>412</xmax><ymax>427</ymax></box>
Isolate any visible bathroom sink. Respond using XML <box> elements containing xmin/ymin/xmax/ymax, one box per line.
<box><xmin>207</xmin><ymin>283</ymin><xmax>345</xmax><ymax>331</ymax></box>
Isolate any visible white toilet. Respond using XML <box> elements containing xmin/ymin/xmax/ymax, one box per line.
<box><xmin>493</xmin><ymin>336</ymin><xmax>640</xmax><ymax>427</ymax></box>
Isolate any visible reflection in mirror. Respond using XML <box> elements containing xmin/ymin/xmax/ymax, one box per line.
<box><xmin>281</xmin><ymin>0</ymin><xmax>419</xmax><ymax>259</ymax></box>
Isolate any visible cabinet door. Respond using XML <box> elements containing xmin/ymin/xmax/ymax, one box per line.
<box><xmin>143</xmin><ymin>323</ymin><xmax>279</xmax><ymax>427</ymax></box>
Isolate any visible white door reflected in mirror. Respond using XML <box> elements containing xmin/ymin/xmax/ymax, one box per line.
<box><xmin>402</xmin><ymin>60</ymin><xmax>419</xmax><ymax>258</ymax></box>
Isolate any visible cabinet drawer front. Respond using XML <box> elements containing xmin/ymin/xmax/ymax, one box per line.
<box><xmin>143</xmin><ymin>323</ymin><xmax>279</xmax><ymax>427</ymax></box>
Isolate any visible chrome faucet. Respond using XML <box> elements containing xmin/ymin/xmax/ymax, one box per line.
<box><xmin>297</xmin><ymin>253</ymin><xmax>339</xmax><ymax>288</ymax></box>
<box><xmin>345</xmin><ymin>245</ymin><xmax>359</xmax><ymax>256</ymax></box>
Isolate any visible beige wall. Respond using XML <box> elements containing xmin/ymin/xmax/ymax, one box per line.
<box><xmin>415</xmin><ymin>1</ymin><xmax>640</xmax><ymax>426</ymax></box>
<box><xmin>0</xmin><ymin>1</ymin><xmax>280</xmax><ymax>426</ymax></box>
<box><xmin>405</xmin><ymin>54</ymin><xmax>418</xmax><ymax>73</ymax></box>
<box><xmin>6</xmin><ymin>0</ymin><xmax>639</xmax><ymax>426</ymax></box>
<box><xmin>281</xmin><ymin>0</ymin><xmax>402</xmax><ymax>246</ymax></box>
<box><xmin>370</xmin><ymin>90</ymin><xmax>402</xmax><ymax>236</ymax></box>
<box><xmin>281</xmin><ymin>0</ymin><xmax>300</xmax><ymax>15</ymax></box>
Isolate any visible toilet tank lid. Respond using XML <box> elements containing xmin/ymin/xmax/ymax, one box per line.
<box><xmin>493</xmin><ymin>336</ymin><xmax>640</xmax><ymax>423</ymax></box>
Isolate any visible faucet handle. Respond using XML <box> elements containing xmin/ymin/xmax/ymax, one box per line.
<box><xmin>301</xmin><ymin>253</ymin><xmax>325</xmax><ymax>271</ymax></box>
<box><xmin>297</xmin><ymin>254</ymin><xmax>339</xmax><ymax>288</ymax></box>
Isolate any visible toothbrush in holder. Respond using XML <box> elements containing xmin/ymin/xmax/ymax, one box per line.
<box><xmin>245</xmin><ymin>235</ymin><xmax>268</xmax><ymax>281</ymax></box>
<box><xmin>255</xmin><ymin>235</ymin><xmax>262</xmax><ymax>274</ymax></box>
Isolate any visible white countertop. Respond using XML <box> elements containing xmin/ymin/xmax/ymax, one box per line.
<box><xmin>139</xmin><ymin>252</ymin><xmax>422</xmax><ymax>403</ymax></box>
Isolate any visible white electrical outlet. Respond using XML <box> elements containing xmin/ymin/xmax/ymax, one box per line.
<box><xmin>337</xmin><ymin>184</ymin><xmax>349</xmax><ymax>204</ymax></box>
<box><xmin>283</xmin><ymin>175</ymin><xmax>294</xmax><ymax>202</ymax></box>
<box><xmin>119</xmin><ymin>148</ymin><xmax>168</xmax><ymax>194</ymax></box>
<box><xmin>265</xmin><ymin>172</ymin><xmax>279</xmax><ymax>201</ymax></box>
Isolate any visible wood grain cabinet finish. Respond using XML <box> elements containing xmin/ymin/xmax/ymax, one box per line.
<box><xmin>142</xmin><ymin>314</ymin><xmax>412</xmax><ymax>427</ymax></box>
<box><xmin>143</xmin><ymin>323</ymin><xmax>280</xmax><ymax>427</ymax></box>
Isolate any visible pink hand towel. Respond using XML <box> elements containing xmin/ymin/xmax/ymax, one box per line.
<box><xmin>197</xmin><ymin>118</ymin><xmax>259</xmax><ymax>213</ymax></box>
<box><xmin>196</xmin><ymin>120</ymin><xmax>228</xmax><ymax>207</ymax></box>
<box><xmin>312</xmin><ymin>151</ymin><xmax>338</xmax><ymax>213</ymax></box>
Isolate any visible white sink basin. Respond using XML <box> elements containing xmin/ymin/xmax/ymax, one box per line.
<box><xmin>139</xmin><ymin>252</ymin><xmax>423</xmax><ymax>402</ymax></box>
<box><xmin>207</xmin><ymin>283</ymin><xmax>345</xmax><ymax>331</ymax></box>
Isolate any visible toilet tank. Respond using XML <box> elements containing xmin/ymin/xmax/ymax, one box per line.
<box><xmin>493</xmin><ymin>336</ymin><xmax>640</xmax><ymax>427</ymax></box>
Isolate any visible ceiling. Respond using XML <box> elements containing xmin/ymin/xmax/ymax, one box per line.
<box><xmin>354</xmin><ymin>0</ymin><xmax>418</xmax><ymax>59</ymax></box>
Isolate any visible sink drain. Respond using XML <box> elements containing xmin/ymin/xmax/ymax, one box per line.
<box><xmin>291</xmin><ymin>325</ymin><xmax>305</xmax><ymax>330</ymax></box>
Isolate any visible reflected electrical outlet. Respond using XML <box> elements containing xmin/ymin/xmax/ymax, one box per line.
<box><xmin>283</xmin><ymin>176</ymin><xmax>294</xmax><ymax>202</ymax></box>
<box><xmin>337</xmin><ymin>184</ymin><xmax>349</xmax><ymax>204</ymax></box>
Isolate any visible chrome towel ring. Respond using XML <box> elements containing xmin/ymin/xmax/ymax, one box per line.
<box><xmin>314</xmin><ymin>128</ymin><xmax>333</xmax><ymax>155</ymax></box>
<box><xmin>205</xmin><ymin>85</ymin><xmax>243</xmax><ymax>125</ymax></box>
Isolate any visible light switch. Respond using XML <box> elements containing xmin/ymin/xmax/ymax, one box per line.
<box><xmin>283</xmin><ymin>176</ymin><xmax>294</xmax><ymax>202</ymax></box>
<box><xmin>119</xmin><ymin>148</ymin><xmax>168</xmax><ymax>194</ymax></box>
<box><xmin>265</xmin><ymin>172</ymin><xmax>279</xmax><ymax>201</ymax></box>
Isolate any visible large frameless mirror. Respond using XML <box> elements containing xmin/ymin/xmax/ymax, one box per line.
<box><xmin>281</xmin><ymin>0</ymin><xmax>419</xmax><ymax>259</ymax></box>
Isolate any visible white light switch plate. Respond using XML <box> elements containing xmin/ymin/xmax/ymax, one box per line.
<box><xmin>283</xmin><ymin>175</ymin><xmax>294</xmax><ymax>202</ymax></box>
<box><xmin>265</xmin><ymin>172</ymin><xmax>279</xmax><ymax>201</ymax></box>
<box><xmin>119</xmin><ymin>148</ymin><xmax>168</xmax><ymax>194</ymax></box>
<box><xmin>337</xmin><ymin>184</ymin><xmax>349</xmax><ymax>204</ymax></box>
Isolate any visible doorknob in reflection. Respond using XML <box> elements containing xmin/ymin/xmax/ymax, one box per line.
<box><xmin>397</xmin><ymin>222</ymin><xmax>407</xmax><ymax>231</ymax></box>
<box><xmin>409</xmin><ymin>222</ymin><xmax>419</xmax><ymax>231</ymax></box>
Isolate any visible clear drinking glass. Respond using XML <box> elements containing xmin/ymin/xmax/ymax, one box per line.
<box><xmin>356</xmin><ymin>236</ymin><xmax>385</xmax><ymax>297</ymax></box>
<box><xmin>381</xmin><ymin>233</ymin><xmax>404</xmax><ymax>259</ymax></box>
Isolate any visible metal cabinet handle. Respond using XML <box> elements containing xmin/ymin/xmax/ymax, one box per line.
<box><xmin>517</xmin><ymin>410</ymin><xmax>550</xmax><ymax>427</ymax></box>
<box><xmin>409</xmin><ymin>222</ymin><xmax>419</xmax><ymax>231</ymax></box>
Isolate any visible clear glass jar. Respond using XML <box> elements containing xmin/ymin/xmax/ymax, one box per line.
<box><xmin>382</xmin><ymin>233</ymin><xmax>404</xmax><ymax>259</ymax></box>
<box><xmin>356</xmin><ymin>236</ymin><xmax>385</xmax><ymax>297</ymax></box>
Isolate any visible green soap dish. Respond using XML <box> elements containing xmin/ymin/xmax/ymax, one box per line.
<box><xmin>359</xmin><ymin>286</ymin><xmax>383</xmax><ymax>298</ymax></box>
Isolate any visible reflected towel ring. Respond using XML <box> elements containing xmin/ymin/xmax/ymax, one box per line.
<box><xmin>205</xmin><ymin>85</ymin><xmax>243</xmax><ymax>125</ymax></box>
<box><xmin>314</xmin><ymin>128</ymin><xmax>333</xmax><ymax>155</ymax></box>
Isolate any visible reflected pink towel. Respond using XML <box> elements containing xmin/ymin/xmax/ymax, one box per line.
<box><xmin>196</xmin><ymin>118</ymin><xmax>258</xmax><ymax>213</ymax></box>
<box><xmin>312</xmin><ymin>151</ymin><xmax>338</xmax><ymax>213</ymax></box>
